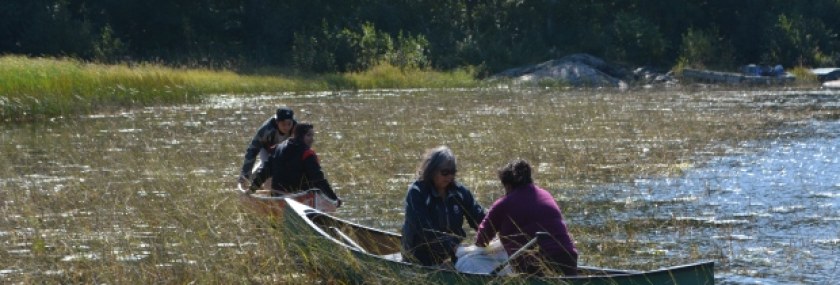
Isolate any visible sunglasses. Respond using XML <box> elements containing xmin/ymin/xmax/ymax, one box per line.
<box><xmin>439</xmin><ymin>169</ymin><xmax>457</xmax><ymax>176</ymax></box>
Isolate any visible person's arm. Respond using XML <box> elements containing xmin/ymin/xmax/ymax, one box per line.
<box><xmin>474</xmin><ymin>202</ymin><xmax>500</xmax><ymax>247</ymax></box>
<box><xmin>240</xmin><ymin>120</ymin><xmax>272</xmax><ymax>179</ymax></box>
<box><xmin>301</xmin><ymin>150</ymin><xmax>341</xmax><ymax>204</ymax></box>
<box><xmin>402</xmin><ymin>185</ymin><xmax>423</xmax><ymax>248</ymax></box>
<box><xmin>248</xmin><ymin>155</ymin><xmax>270</xmax><ymax>192</ymax></box>
<box><xmin>459</xmin><ymin>188</ymin><xmax>486</xmax><ymax>230</ymax></box>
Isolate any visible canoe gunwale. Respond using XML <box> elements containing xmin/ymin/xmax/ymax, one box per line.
<box><xmin>235</xmin><ymin>184</ymin><xmax>338</xmax><ymax>216</ymax></box>
<box><xmin>235</xmin><ymin>183</ymin><xmax>339</xmax><ymax>204</ymax></box>
<box><xmin>282</xmin><ymin>198</ymin><xmax>716</xmax><ymax>284</ymax></box>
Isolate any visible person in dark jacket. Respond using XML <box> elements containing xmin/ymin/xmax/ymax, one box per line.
<box><xmin>474</xmin><ymin>159</ymin><xmax>577</xmax><ymax>276</ymax></box>
<box><xmin>401</xmin><ymin>146</ymin><xmax>485</xmax><ymax>266</ymax></box>
<box><xmin>239</xmin><ymin>107</ymin><xmax>297</xmax><ymax>188</ymax></box>
<box><xmin>248</xmin><ymin>123</ymin><xmax>342</xmax><ymax>207</ymax></box>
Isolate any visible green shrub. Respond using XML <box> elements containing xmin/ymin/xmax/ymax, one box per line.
<box><xmin>291</xmin><ymin>22</ymin><xmax>430</xmax><ymax>73</ymax></box>
<box><xmin>676</xmin><ymin>27</ymin><xmax>735</xmax><ymax>70</ymax></box>
<box><xmin>291</xmin><ymin>23</ymin><xmax>338</xmax><ymax>73</ymax></box>
<box><xmin>764</xmin><ymin>14</ymin><xmax>838</xmax><ymax>67</ymax></box>
<box><xmin>93</xmin><ymin>25</ymin><xmax>128</xmax><ymax>63</ymax></box>
<box><xmin>789</xmin><ymin>66</ymin><xmax>819</xmax><ymax>86</ymax></box>
<box><xmin>388</xmin><ymin>32</ymin><xmax>430</xmax><ymax>70</ymax></box>
<box><xmin>606</xmin><ymin>13</ymin><xmax>667</xmax><ymax>66</ymax></box>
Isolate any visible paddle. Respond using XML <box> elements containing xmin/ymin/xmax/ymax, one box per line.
<box><xmin>489</xmin><ymin>231</ymin><xmax>549</xmax><ymax>276</ymax></box>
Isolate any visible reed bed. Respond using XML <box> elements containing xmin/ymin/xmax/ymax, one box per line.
<box><xmin>0</xmin><ymin>56</ymin><xmax>477</xmax><ymax>122</ymax></box>
<box><xmin>1</xmin><ymin>82</ymin><xmax>837</xmax><ymax>283</ymax></box>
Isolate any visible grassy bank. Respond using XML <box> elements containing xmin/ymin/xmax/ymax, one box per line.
<box><xmin>0</xmin><ymin>55</ymin><xmax>478</xmax><ymax>122</ymax></box>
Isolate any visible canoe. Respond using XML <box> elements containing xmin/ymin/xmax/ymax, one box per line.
<box><xmin>811</xmin><ymin>68</ymin><xmax>840</xmax><ymax>82</ymax></box>
<box><xmin>823</xmin><ymin>79</ymin><xmax>840</xmax><ymax>89</ymax></box>
<box><xmin>281</xmin><ymin>198</ymin><xmax>715</xmax><ymax>284</ymax></box>
<box><xmin>234</xmin><ymin>184</ymin><xmax>338</xmax><ymax>217</ymax></box>
<box><xmin>681</xmin><ymin>68</ymin><xmax>794</xmax><ymax>85</ymax></box>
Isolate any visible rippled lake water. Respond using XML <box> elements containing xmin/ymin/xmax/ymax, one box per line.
<box><xmin>1</xmin><ymin>88</ymin><xmax>838</xmax><ymax>284</ymax></box>
<box><xmin>591</xmin><ymin>120</ymin><xmax>840</xmax><ymax>284</ymax></box>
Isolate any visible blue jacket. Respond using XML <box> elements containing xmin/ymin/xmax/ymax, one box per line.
<box><xmin>401</xmin><ymin>180</ymin><xmax>485</xmax><ymax>260</ymax></box>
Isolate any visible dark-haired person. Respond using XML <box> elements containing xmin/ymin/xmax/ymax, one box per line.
<box><xmin>474</xmin><ymin>159</ymin><xmax>577</xmax><ymax>276</ymax></box>
<box><xmin>238</xmin><ymin>107</ymin><xmax>297</xmax><ymax>189</ymax></box>
<box><xmin>401</xmin><ymin>146</ymin><xmax>485</xmax><ymax>266</ymax></box>
<box><xmin>248</xmin><ymin>123</ymin><xmax>342</xmax><ymax>207</ymax></box>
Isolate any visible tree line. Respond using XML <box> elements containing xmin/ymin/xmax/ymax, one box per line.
<box><xmin>2</xmin><ymin>0</ymin><xmax>839</xmax><ymax>76</ymax></box>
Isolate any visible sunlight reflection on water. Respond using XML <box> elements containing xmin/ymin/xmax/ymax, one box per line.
<box><xmin>592</xmin><ymin>120</ymin><xmax>840</xmax><ymax>284</ymax></box>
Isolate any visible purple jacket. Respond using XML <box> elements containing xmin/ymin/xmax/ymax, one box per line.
<box><xmin>475</xmin><ymin>184</ymin><xmax>577</xmax><ymax>258</ymax></box>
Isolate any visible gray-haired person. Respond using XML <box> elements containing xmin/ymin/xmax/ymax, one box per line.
<box><xmin>401</xmin><ymin>146</ymin><xmax>486</xmax><ymax>266</ymax></box>
<box><xmin>238</xmin><ymin>107</ymin><xmax>296</xmax><ymax>188</ymax></box>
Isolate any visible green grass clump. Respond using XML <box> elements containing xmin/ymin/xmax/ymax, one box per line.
<box><xmin>0</xmin><ymin>56</ymin><xmax>301</xmax><ymax>121</ymax></box>
<box><xmin>0</xmin><ymin>56</ymin><xmax>478</xmax><ymax>122</ymax></box>
<box><xmin>789</xmin><ymin>66</ymin><xmax>819</xmax><ymax>86</ymax></box>
<box><xmin>345</xmin><ymin>63</ymin><xmax>478</xmax><ymax>89</ymax></box>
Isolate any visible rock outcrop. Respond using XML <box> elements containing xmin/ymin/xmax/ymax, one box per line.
<box><xmin>491</xmin><ymin>53</ymin><xmax>676</xmax><ymax>88</ymax></box>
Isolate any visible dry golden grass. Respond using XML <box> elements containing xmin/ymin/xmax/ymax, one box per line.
<box><xmin>1</xmin><ymin>86</ymin><xmax>835</xmax><ymax>283</ymax></box>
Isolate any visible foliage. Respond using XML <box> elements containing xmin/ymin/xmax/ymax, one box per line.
<box><xmin>789</xmin><ymin>66</ymin><xmax>819</xmax><ymax>85</ymax></box>
<box><xmin>1</xmin><ymin>1</ymin><xmax>840</xmax><ymax>73</ymax></box>
<box><xmin>291</xmin><ymin>22</ymin><xmax>430</xmax><ymax>73</ymax></box>
<box><xmin>92</xmin><ymin>25</ymin><xmax>127</xmax><ymax>63</ymax></box>
<box><xmin>291</xmin><ymin>27</ymin><xmax>338</xmax><ymax>73</ymax></box>
<box><xmin>605</xmin><ymin>13</ymin><xmax>667</xmax><ymax>66</ymax></box>
<box><xmin>676</xmin><ymin>27</ymin><xmax>736</xmax><ymax>70</ymax></box>
<box><xmin>764</xmin><ymin>14</ymin><xmax>838</xmax><ymax>66</ymax></box>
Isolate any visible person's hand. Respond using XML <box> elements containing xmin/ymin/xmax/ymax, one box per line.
<box><xmin>248</xmin><ymin>183</ymin><xmax>259</xmax><ymax>191</ymax></box>
<box><xmin>335</xmin><ymin>198</ymin><xmax>343</xmax><ymax>208</ymax></box>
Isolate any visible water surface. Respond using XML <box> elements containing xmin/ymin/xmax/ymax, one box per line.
<box><xmin>1</xmin><ymin>88</ymin><xmax>838</xmax><ymax>284</ymax></box>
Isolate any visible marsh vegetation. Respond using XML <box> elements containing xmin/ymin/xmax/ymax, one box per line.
<box><xmin>1</xmin><ymin>87</ymin><xmax>839</xmax><ymax>284</ymax></box>
<box><xmin>0</xmin><ymin>56</ymin><xmax>477</xmax><ymax>122</ymax></box>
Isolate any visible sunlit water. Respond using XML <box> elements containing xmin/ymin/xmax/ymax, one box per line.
<box><xmin>1</xmin><ymin>89</ymin><xmax>838</xmax><ymax>284</ymax></box>
<box><xmin>591</xmin><ymin>120</ymin><xmax>840</xmax><ymax>284</ymax></box>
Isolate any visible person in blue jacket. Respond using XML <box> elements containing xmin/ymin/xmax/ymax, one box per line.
<box><xmin>401</xmin><ymin>146</ymin><xmax>485</xmax><ymax>266</ymax></box>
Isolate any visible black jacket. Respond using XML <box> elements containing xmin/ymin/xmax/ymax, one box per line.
<box><xmin>250</xmin><ymin>138</ymin><xmax>338</xmax><ymax>200</ymax></box>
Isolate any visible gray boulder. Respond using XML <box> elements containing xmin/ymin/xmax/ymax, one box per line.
<box><xmin>492</xmin><ymin>53</ymin><xmax>630</xmax><ymax>88</ymax></box>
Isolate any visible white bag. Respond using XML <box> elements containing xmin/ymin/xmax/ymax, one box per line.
<box><xmin>455</xmin><ymin>239</ymin><xmax>513</xmax><ymax>275</ymax></box>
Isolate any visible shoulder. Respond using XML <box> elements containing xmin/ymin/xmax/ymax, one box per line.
<box><xmin>302</xmin><ymin>149</ymin><xmax>317</xmax><ymax>161</ymax></box>
<box><xmin>405</xmin><ymin>181</ymin><xmax>431</xmax><ymax>203</ymax></box>
<box><xmin>261</xmin><ymin>117</ymin><xmax>276</xmax><ymax>128</ymax></box>
<box><xmin>274</xmin><ymin>139</ymin><xmax>291</xmax><ymax>150</ymax></box>
<box><xmin>258</xmin><ymin>118</ymin><xmax>278</xmax><ymax>132</ymax></box>
<box><xmin>407</xmin><ymin>180</ymin><xmax>426</xmax><ymax>192</ymax></box>
<box><xmin>407</xmin><ymin>181</ymin><xmax>432</xmax><ymax>197</ymax></box>
<box><xmin>488</xmin><ymin>194</ymin><xmax>511</xmax><ymax>210</ymax></box>
<box><xmin>532</xmin><ymin>185</ymin><xmax>555</xmax><ymax>199</ymax></box>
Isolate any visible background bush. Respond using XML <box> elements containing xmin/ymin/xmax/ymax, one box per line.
<box><xmin>2</xmin><ymin>0</ymin><xmax>839</xmax><ymax>74</ymax></box>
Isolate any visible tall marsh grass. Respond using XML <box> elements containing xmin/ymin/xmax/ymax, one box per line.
<box><xmin>2</xmin><ymin>76</ymin><xmax>836</xmax><ymax>283</ymax></box>
<box><xmin>0</xmin><ymin>56</ymin><xmax>477</xmax><ymax>122</ymax></box>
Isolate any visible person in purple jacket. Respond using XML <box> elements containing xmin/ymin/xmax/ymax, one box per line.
<box><xmin>474</xmin><ymin>159</ymin><xmax>578</xmax><ymax>276</ymax></box>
